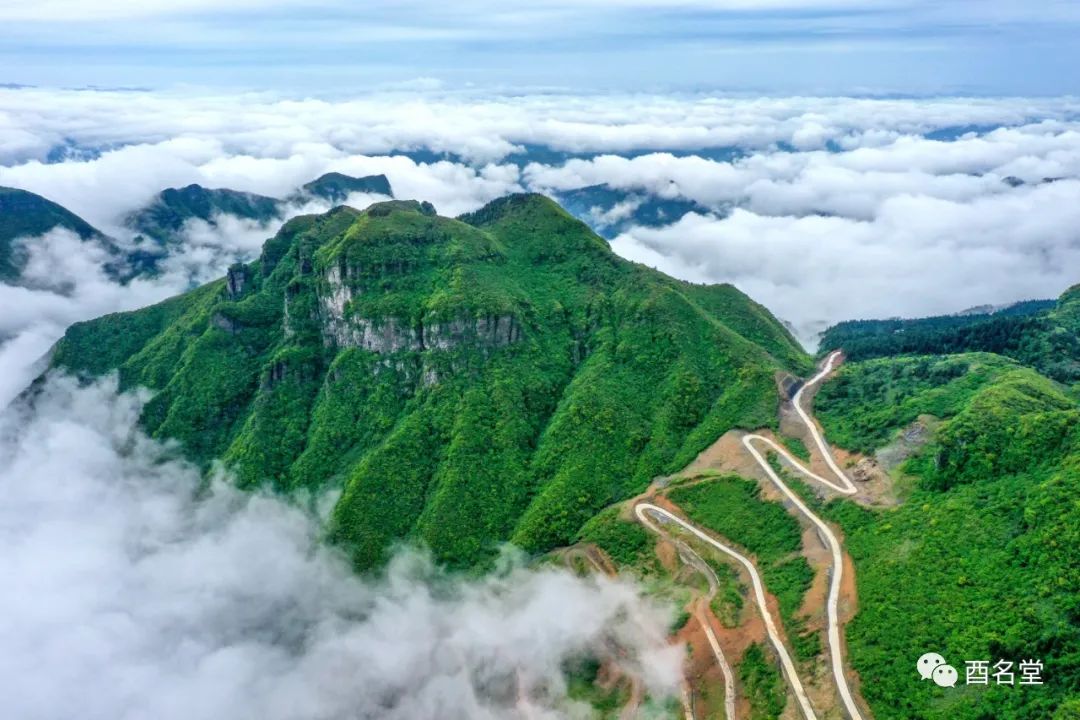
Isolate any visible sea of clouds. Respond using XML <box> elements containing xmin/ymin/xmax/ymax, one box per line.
<box><xmin>2</xmin><ymin>87</ymin><xmax>1080</xmax><ymax>718</ymax></box>
<box><xmin>3</xmin><ymin>88</ymin><xmax>1079</xmax><ymax>343</ymax></box>
<box><xmin>0</xmin><ymin>376</ymin><xmax>682</xmax><ymax>720</ymax></box>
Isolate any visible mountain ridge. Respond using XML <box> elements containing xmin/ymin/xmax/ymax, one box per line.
<box><xmin>51</xmin><ymin>192</ymin><xmax>810</xmax><ymax>569</ymax></box>
<box><xmin>819</xmin><ymin>288</ymin><xmax>1080</xmax><ymax>383</ymax></box>
<box><xmin>0</xmin><ymin>173</ymin><xmax>396</xmax><ymax>284</ymax></box>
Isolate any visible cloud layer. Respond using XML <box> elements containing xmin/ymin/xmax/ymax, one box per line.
<box><xmin>2</xmin><ymin>88</ymin><xmax>1079</xmax><ymax>342</ymax></box>
<box><xmin>0</xmin><ymin>375</ymin><xmax>681</xmax><ymax>720</ymax></box>
<box><xmin>2</xmin><ymin>86</ymin><xmax>1079</xmax><ymax>720</ymax></box>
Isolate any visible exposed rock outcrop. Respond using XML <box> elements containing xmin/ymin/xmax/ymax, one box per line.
<box><xmin>226</xmin><ymin>263</ymin><xmax>249</xmax><ymax>300</ymax></box>
<box><xmin>211</xmin><ymin>312</ymin><xmax>238</xmax><ymax>334</ymax></box>
<box><xmin>422</xmin><ymin>315</ymin><xmax>522</xmax><ymax>350</ymax></box>
<box><xmin>317</xmin><ymin>263</ymin><xmax>522</xmax><ymax>354</ymax></box>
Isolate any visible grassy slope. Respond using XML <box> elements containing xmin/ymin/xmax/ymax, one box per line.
<box><xmin>814</xmin><ymin>354</ymin><xmax>1080</xmax><ymax>719</ymax></box>
<box><xmin>53</xmin><ymin>193</ymin><xmax>809</xmax><ymax>571</ymax></box>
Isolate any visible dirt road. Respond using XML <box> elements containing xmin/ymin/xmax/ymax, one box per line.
<box><xmin>637</xmin><ymin>351</ymin><xmax>867</xmax><ymax>720</ymax></box>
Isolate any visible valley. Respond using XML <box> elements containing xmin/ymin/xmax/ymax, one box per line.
<box><xmin>630</xmin><ymin>351</ymin><xmax>869</xmax><ymax>720</ymax></box>
<box><xmin>579</xmin><ymin>285</ymin><xmax>1080</xmax><ymax>719</ymax></box>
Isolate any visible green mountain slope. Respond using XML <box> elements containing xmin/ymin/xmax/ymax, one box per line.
<box><xmin>52</xmin><ymin>193</ymin><xmax>809</xmax><ymax>570</ymax></box>
<box><xmin>819</xmin><ymin>287</ymin><xmax>1080</xmax><ymax>384</ymax></box>
<box><xmin>125</xmin><ymin>184</ymin><xmax>282</xmax><ymax>246</ymax></box>
<box><xmin>0</xmin><ymin>186</ymin><xmax>109</xmax><ymax>281</ymax></box>
<box><xmin>813</xmin><ymin>353</ymin><xmax>1080</xmax><ymax>719</ymax></box>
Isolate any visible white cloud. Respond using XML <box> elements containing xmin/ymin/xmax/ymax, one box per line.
<box><xmin>2</xmin><ymin>88</ymin><xmax>1076</xmax><ymax>167</ymax></box>
<box><xmin>0</xmin><ymin>229</ymin><xmax>183</xmax><ymax>406</ymax></box>
<box><xmin>614</xmin><ymin>178</ymin><xmax>1080</xmax><ymax>343</ymax></box>
<box><xmin>525</xmin><ymin>123</ymin><xmax>1080</xmax><ymax>220</ymax></box>
<box><xmin>588</xmin><ymin>197</ymin><xmax>645</xmax><ymax>227</ymax></box>
<box><xmin>3</xmin><ymin>87</ymin><xmax>1080</xmax><ymax>350</ymax></box>
<box><xmin>0</xmin><ymin>374</ymin><xmax>682</xmax><ymax>720</ymax></box>
<box><xmin>0</xmin><ymin>213</ymin><xmax>295</xmax><ymax>408</ymax></box>
<box><xmin>0</xmin><ymin>141</ymin><xmax>521</xmax><ymax>232</ymax></box>
<box><xmin>7</xmin><ymin>86</ymin><xmax>1080</xmax><ymax>720</ymax></box>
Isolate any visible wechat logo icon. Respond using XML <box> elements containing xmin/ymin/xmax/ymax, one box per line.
<box><xmin>918</xmin><ymin>652</ymin><xmax>958</xmax><ymax>687</ymax></box>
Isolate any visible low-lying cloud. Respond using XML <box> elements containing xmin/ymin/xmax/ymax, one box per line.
<box><xmin>0</xmin><ymin>375</ymin><xmax>682</xmax><ymax>720</ymax></box>
<box><xmin>0</xmin><ymin>214</ymin><xmax>281</xmax><ymax>408</ymax></box>
<box><xmin>0</xmin><ymin>188</ymin><xmax>394</xmax><ymax>408</ymax></box>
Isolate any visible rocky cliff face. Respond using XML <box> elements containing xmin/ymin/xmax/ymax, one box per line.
<box><xmin>317</xmin><ymin>262</ymin><xmax>522</xmax><ymax>354</ymax></box>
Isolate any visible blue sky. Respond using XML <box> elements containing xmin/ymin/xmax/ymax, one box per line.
<box><xmin>1</xmin><ymin>0</ymin><xmax>1079</xmax><ymax>95</ymax></box>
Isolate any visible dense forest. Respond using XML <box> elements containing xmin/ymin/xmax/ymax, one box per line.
<box><xmin>814</xmin><ymin>353</ymin><xmax>1080</xmax><ymax>719</ymax></box>
<box><xmin>818</xmin><ymin>297</ymin><xmax>1080</xmax><ymax>383</ymax></box>
<box><xmin>51</xmin><ymin>194</ymin><xmax>809</xmax><ymax>571</ymax></box>
<box><xmin>43</xmin><ymin>189</ymin><xmax>1080</xmax><ymax>718</ymax></box>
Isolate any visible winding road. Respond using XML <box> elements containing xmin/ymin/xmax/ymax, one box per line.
<box><xmin>636</xmin><ymin>502</ymin><xmax>816</xmax><ymax>720</ymax></box>
<box><xmin>673</xmin><ymin>535</ymin><xmax>738</xmax><ymax>720</ymax></box>
<box><xmin>637</xmin><ymin>351</ymin><xmax>866</xmax><ymax>720</ymax></box>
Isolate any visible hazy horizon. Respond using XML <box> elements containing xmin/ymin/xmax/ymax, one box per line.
<box><xmin>3</xmin><ymin>1</ymin><xmax>1080</xmax><ymax>95</ymax></box>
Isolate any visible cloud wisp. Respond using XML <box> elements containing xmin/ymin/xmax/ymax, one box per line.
<box><xmin>612</xmin><ymin>177</ymin><xmax>1080</xmax><ymax>340</ymax></box>
<box><xmin>0</xmin><ymin>374</ymin><xmax>682</xmax><ymax>720</ymax></box>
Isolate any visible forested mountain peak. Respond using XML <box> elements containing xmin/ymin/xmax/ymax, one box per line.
<box><xmin>51</xmin><ymin>194</ymin><xmax>808</xmax><ymax>569</ymax></box>
<box><xmin>820</xmin><ymin>284</ymin><xmax>1080</xmax><ymax>383</ymax></box>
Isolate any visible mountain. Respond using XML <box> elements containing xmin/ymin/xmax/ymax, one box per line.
<box><xmin>295</xmin><ymin>172</ymin><xmax>394</xmax><ymax>204</ymax></box>
<box><xmin>125</xmin><ymin>184</ymin><xmax>281</xmax><ymax>247</ymax></box>
<box><xmin>396</xmin><ymin>143</ymin><xmax>745</xmax><ymax>169</ymax></box>
<box><xmin>774</xmin><ymin>285</ymin><xmax>1080</xmax><ymax>718</ymax></box>
<box><xmin>125</xmin><ymin>173</ymin><xmax>394</xmax><ymax>250</ymax></box>
<box><xmin>0</xmin><ymin>186</ymin><xmax>111</xmax><ymax>281</ymax></box>
<box><xmin>819</xmin><ymin>289</ymin><xmax>1080</xmax><ymax>383</ymax></box>
<box><xmin>1</xmin><ymin>173</ymin><xmax>397</xmax><ymax>284</ymax></box>
<box><xmin>51</xmin><ymin>193</ymin><xmax>809</xmax><ymax>570</ymax></box>
<box><xmin>554</xmin><ymin>184</ymin><xmax>716</xmax><ymax>239</ymax></box>
<box><xmin>572</xmin><ymin>281</ymin><xmax>1080</xmax><ymax>717</ymax></box>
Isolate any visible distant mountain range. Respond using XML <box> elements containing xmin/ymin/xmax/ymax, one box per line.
<box><xmin>553</xmin><ymin>184</ymin><xmax>717</xmax><ymax>238</ymax></box>
<box><xmin>0</xmin><ymin>172</ymin><xmax>394</xmax><ymax>283</ymax></box>
<box><xmin>0</xmin><ymin>186</ymin><xmax>116</xmax><ymax>281</ymax></box>
<box><xmin>125</xmin><ymin>172</ymin><xmax>395</xmax><ymax>248</ymax></box>
<box><xmin>1</xmin><ymin>169</ymin><xmax>723</xmax><ymax>287</ymax></box>
<box><xmin>819</xmin><ymin>294</ymin><xmax>1080</xmax><ymax>383</ymax></box>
